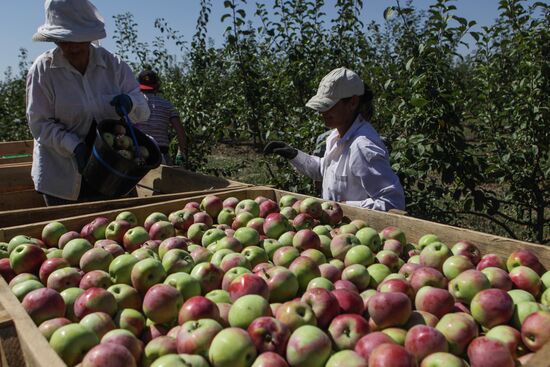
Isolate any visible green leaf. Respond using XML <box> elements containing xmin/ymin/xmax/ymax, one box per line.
<box><xmin>406</xmin><ymin>57</ymin><xmax>414</xmax><ymax>71</ymax></box>
<box><xmin>220</xmin><ymin>14</ymin><xmax>231</xmax><ymax>23</ymax></box>
<box><xmin>383</xmin><ymin>6</ymin><xmax>395</xmax><ymax>20</ymax></box>
<box><xmin>410</xmin><ymin>96</ymin><xmax>429</xmax><ymax>107</ymax></box>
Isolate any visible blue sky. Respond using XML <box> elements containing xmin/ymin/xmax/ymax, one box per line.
<box><xmin>0</xmin><ymin>1</ymin><xmax>537</xmax><ymax>73</ymax></box>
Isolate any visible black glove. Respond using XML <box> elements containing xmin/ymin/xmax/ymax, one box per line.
<box><xmin>264</xmin><ymin>141</ymin><xmax>298</xmax><ymax>159</ymax></box>
<box><xmin>110</xmin><ymin>94</ymin><xmax>133</xmax><ymax>117</ymax></box>
<box><xmin>73</xmin><ymin>142</ymin><xmax>89</xmax><ymax>174</ymax></box>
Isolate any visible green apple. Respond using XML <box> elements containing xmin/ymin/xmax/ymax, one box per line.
<box><xmin>131</xmin><ymin>258</ymin><xmax>167</xmax><ymax>294</ymax></box>
<box><xmin>366</xmin><ymin>263</ymin><xmax>392</xmax><ymax>288</ymax></box>
<box><xmin>49</xmin><ymin>323</ymin><xmax>99</xmax><ymax>366</ymax></box>
<box><xmin>306</xmin><ymin>277</ymin><xmax>334</xmax><ymax>291</ymax></box>
<box><xmin>107</xmin><ymin>283</ymin><xmax>142</xmax><ymax>310</ymax></box>
<box><xmin>208</xmin><ymin>327</ymin><xmax>257</xmax><ymax>367</ymax></box>
<box><xmin>162</xmin><ymin>249</ymin><xmax>194</xmax><ymax>274</ymax></box>
<box><xmin>62</xmin><ymin>238</ymin><xmax>93</xmax><ymax>267</ymax></box>
<box><xmin>234</xmin><ymin>227</ymin><xmax>260</xmax><ymax>247</ymax></box>
<box><xmin>11</xmin><ymin>279</ymin><xmax>44</xmax><ymax>301</ymax></box>
<box><xmin>241</xmin><ymin>246</ymin><xmax>268</xmax><ymax>268</ymax></box>
<box><xmin>114</xmin><ymin>308</ymin><xmax>146</xmax><ymax>337</ymax></box>
<box><xmin>41</xmin><ymin>221</ymin><xmax>68</xmax><ymax>248</ymax></box>
<box><xmin>109</xmin><ymin>254</ymin><xmax>139</xmax><ymax>285</ymax></box>
<box><xmin>60</xmin><ymin>287</ymin><xmax>85</xmax><ymax>322</ymax></box>
<box><xmin>286</xmin><ymin>325</ymin><xmax>332</xmax><ymax>367</ymax></box>
<box><xmin>164</xmin><ymin>272</ymin><xmax>202</xmax><ymax>301</ymax></box>
<box><xmin>344</xmin><ymin>245</ymin><xmax>374</xmax><ymax>267</ymax></box>
<box><xmin>417</xmin><ymin>233</ymin><xmax>440</xmax><ymax>250</ymax></box>
<box><xmin>228</xmin><ymin>294</ymin><xmax>271</xmax><ymax>328</ymax></box>
<box><xmin>355</xmin><ymin>227</ymin><xmax>382</xmax><ymax>252</ymax></box>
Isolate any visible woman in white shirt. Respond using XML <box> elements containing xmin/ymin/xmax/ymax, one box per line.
<box><xmin>26</xmin><ymin>0</ymin><xmax>150</xmax><ymax>206</ymax></box>
<box><xmin>264</xmin><ymin>67</ymin><xmax>405</xmax><ymax>211</ymax></box>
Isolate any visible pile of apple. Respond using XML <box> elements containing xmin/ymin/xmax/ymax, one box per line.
<box><xmin>1</xmin><ymin>194</ymin><xmax>550</xmax><ymax>367</ymax></box>
<box><xmin>102</xmin><ymin>123</ymin><xmax>150</xmax><ymax>165</ymax></box>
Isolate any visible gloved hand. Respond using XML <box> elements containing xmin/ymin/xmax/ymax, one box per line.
<box><xmin>263</xmin><ymin>141</ymin><xmax>298</xmax><ymax>159</ymax></box>
<box><xmin>110</xmin><ymin>94</ymin><xmax>133</xmax><ymax>117</ymax></box>
<box><xmin>73</xmin><ymin>142</ymin><xmax>89</xmax><ymax>174</ymax></box>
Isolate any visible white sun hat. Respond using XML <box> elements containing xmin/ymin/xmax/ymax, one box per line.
<box><xmin>306</xmin><ymin>67</ymin><xmax>365</xmax><ymax>112</ymax></box>
<box><xmin>32</xmin><ymin>0</ymin><xmax>106</xmax><ymax>43</ymax></box>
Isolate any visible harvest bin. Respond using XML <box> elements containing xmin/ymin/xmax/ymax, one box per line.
<box><xmin>0</xmin><ymin>165</ymin><xmax>251</xmax><ymax>228</ymax></box>
<box><xmin>0</xmin><ymin>186</ymin><xmax>549</xmax><ymax>366</ymax></box>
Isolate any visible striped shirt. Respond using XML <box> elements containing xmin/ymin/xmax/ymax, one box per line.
<box><xmin>135</xmin><ymin>93</ymin><xmax>179</xmax><ymax>147</ymax></box>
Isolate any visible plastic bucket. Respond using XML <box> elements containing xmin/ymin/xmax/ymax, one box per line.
<box><xmin>82</xmin><ymin>119</ymin><xmax>161</xmax><ymax>198</ymax></box>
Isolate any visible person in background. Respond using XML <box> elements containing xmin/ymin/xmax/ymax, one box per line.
<box><xmin>26</xmin><ymin>0</ymin><xmax>150</xmax><ymax>206</ymax></box>
<box><xmin>135</xmin><ymin>70</ymin><xmax>187</xmax><ymax>165</ymax></box>
<box><xmin>264</xmin><ymin>67</ymin><xmax>405</xmax><ymax>211</ymax></box>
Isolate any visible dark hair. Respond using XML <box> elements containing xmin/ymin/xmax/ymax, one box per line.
<box><xmin>342</xmin><ymin>82</ymin><xmax>375</xmax><ymax>121</ymax></box>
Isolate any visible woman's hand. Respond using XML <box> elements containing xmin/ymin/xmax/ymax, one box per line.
<box><xmin>264</xmin><ymin>141</ymin><xmax>298</xmax><ymax>159</ymax></box>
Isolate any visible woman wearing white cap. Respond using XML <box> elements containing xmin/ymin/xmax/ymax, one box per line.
<box><xmin>27</xmin><ymin>0</ymin><xmax>150</xmax><ymax>206</ymax></box>
<box><xmin>265</xmin><ymin>67</ymin><xmax>405</xmax><ymax>211</ymax></box>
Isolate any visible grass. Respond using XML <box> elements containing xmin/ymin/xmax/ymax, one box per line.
<box><xmin>202</xmin><ymin>143</ymin><xmax>274</xmax><ymax>186</ymax></box>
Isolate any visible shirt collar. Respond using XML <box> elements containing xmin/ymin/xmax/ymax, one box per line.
<box><xmin>50</xmin><ymin>44</ymin><xmax>106</xmax><ymax>71</ymax></box>
<box><xmin>328</xmin><ymin>114</ymin><xmax>365</xmax><ymax>146</ymax></box>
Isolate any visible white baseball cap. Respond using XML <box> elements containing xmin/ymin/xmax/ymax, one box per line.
<box><xmin>32</xmin><ymin>0</ymin><xmax>106</xmax><ymax>43</ymax></box>
<box><xmin>306</xmin><ymin>67</ymin><xmax>365</xmax><ymax>112</ymax></box>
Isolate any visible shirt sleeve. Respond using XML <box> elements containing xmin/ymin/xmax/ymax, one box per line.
<box><xmin>345</xmin><ymin>142</ymin><xmax>406</xmax><ymax>211</ymax></box>
<box><xmin>115</xmin><ymin>59</ymin><xmax>150</xmax><ymax>123</ymax></box>
<box><xmin>289</xmin><ymin>150</ymin><xmax>323</xmax><ymax>181</ymax></box>
<box><xmin>167</xmin><ymin>100</ymin><xmax>180</xmax><ymax>119</ymax></box>
<box><xmin>26</xmin><ymin>64</ymin><xmax>80</xmax><ymax>157</ymax></box>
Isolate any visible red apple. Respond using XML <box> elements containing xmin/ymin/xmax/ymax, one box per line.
<box><xmin>178</xmin><ymin>296</ymin><xmax>220</xmax><ymax>324</ymax></box>
<box><xmin>368</xmin><ymin>292</ymin><xmax>411</xmax><ymax>329</ymax></box>
<box><xmin>404</xmin><ymin>325</ymin><xmax>448</xmax><ymax>362</ymax></box>
<box><xmin>355</xmin><ymin>331</ymin><xmax>396</xmax><ymax>361</ymax></box>
<box><xmin>368</xmin><ymin>343</ymin><xmax>416</xmax><ymax>367</ymax></box>
<box><xmin>22</xmin><ymin>288</ymin><xmax>65</xmax><ymax>325</ymax></box>
<box><xmin>521</xmin><ymin>311</ymin><xmax>550</xmax><ymax>352</ymax></box>
<box><xmin>332</xmin><ymin>288</ymin><xmax>364</xmax><ymax>315</ymax></box>
<box><xmin>328</xmin><ymin>313</ymin><xmax>369</xmax><ymax>350</ymax></box>
<box><xmin>247</xmin><ymin>316</ymin><xmax>290</xmax><ymax>355</ymax></box>
<box><xmin>467</xmin><ymin>336</ymin><xmax>514</xmax><ymax>367</ymax></box>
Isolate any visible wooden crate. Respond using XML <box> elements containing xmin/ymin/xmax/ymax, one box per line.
<box><xmin>1</xmin><ymin>186</ymin><xmax>549</xmax><ymax>267</ymax></box>
<box><xmin>0</xmin><ymin>165</ymin><xmax>251</xmax><ymax>226</ymax></box>
<box><xmin>0</xmin><ymin>141</ymin><xmax>33</xmax><ymax>166</ymax></box>
<box><xmin>0</xmin><ymin>186</ymin><xmax>549</xmax><ymax>367</ymax></box>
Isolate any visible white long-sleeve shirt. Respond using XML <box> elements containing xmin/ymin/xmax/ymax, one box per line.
<box><xmin>290</xmin><ymin>116</ymin><xmax>406</xmax><ymax>211</ymax></box>
<box><xmin>26</xmin><ymin>45</ymin><xmax>150</xmax><ymax>200</ymax></box>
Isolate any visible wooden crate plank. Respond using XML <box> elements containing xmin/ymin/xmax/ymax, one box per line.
<box><xmin>0</xmin><ymin>190</ymin><xmax>45</xmax><ymax>212</ymax></box>
<box><xmin>526</xmin><ymin>341</ymin><xmax>550</xmax><ymax>367</ymax></box>
<box><xmin>0</xmin><ymin>156</ymin><xmax>32</xmax><ymax>166</ymax></box>
<box><xmin>0</xmin><ymin>164</ymin><xmax>34</xmax><ymax>194</ymax></box>
<box><xmin>0</xmin><ymin>141</ymin><xmax>33</xmax><ymax>156</ymax></box>
<box><xmin>0</xmin><ymin>278</ymin><xmax>65</xmax><ymax>367</ymax></box>
<box><xmin>0</xmin><ymin>186</ymin><xmax>250</xmax><ymax>228</ymax></box>
<box><xmin>156</xmin><ymin>166</ymin><xmax>247</xmax><ymax>193</ymax></box>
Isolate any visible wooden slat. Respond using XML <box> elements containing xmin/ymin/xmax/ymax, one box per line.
<box><xmin>0</xmin><ymin>278</ymin><xmax>65</xmax><ymax>367</ymax></box>
<box><xmin>0</xmin><ymin>141</ymin><xmax>33</xmax><ymax>156</ymax></box>
<box><xmin>0</xmin><ymin>156</ymin><xmax>32</xmax><ymax>166</ymax></box>
<box><xmin>0</xmin><ymin>164</ymin><xmax>34</xmax><ymax>194</ymax></box>
<box><xmin>155</xmin><ymin>166</ymin><xmax>246</xmax><ymax>193</ymax></box>
<box><xmin>526</xmin><ymin>342</ymin><xmax>550</xmax><ymax>367</ymax></box>
<box><xmin>0</xmin><ymin>186</ymin><xmax>250</xmax><ymax>228</ymax></box>
<box><xmin>0</xmin><ymin>190</ymin><xmax>45</xmax><ymax>212</ymax></box>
